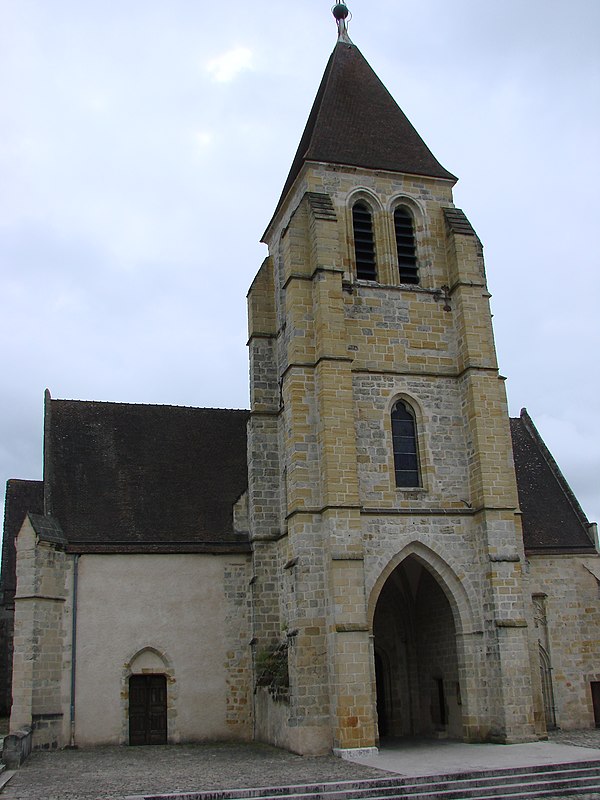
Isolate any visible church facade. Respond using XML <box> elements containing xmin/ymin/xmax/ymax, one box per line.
<box><xmin>2</xmin><ymin>10</ymin><xmax>599</xmax><ymax>757</ymax></box>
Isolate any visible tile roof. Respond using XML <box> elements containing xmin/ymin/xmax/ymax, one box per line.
<box><xmin>27</xmin><ymin>513</ymin><xmax>66</xmax><ymax>546</ymax></box>
<box><xmin>46</xmin><ymin>400</ymin><xmax>250</xmax><ymax>553</ymax></box>
<box><xmin>1</xmin><ymin>480</ymin><xmax>44</xmax><ymax>601</ymax></box>
<box><xmin>510</xmin><ymin>409</ymin><xmax>595</xmax><ymax>554</ymax></box>
<box><xmin>269</xmin><ymin>40</ymin><xmax>456</xmax><ymax>230</ymax></box>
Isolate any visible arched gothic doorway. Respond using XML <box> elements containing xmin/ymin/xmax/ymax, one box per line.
<box><xmin>373</xmin><ymin>555</ymin><xmax>463</xmax><ymax>740</ymax></box>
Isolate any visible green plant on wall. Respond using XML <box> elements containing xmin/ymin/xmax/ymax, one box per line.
<box><xmin>255</xmin><ymin>642</ymin><xmax>289</xmax><ymax>702</ymax></box>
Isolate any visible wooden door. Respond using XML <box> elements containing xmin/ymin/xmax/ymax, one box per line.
<box><xmin>592</xmin><ymin>682</ymin><xmax>600</xmax><ymax>728</ymax></box>
<box><xmin>129</xmin><ymin>674</ymin><xmax>167</xmax><ymax>745</ymax></box>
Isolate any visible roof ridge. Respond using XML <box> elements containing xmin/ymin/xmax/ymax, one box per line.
<box><xmin>50</xmin><ymin>398</ymin><xmax>250</xmax><ymax>413</ymax></box>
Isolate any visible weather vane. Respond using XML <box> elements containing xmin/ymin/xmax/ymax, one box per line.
<box><xmin>332</xmin><ymin>2</ymin><xmax>352</xmax><ymax>42</ymax></box>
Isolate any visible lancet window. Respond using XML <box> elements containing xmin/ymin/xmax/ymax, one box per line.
<box><xmin>394</xmin><ymin>207</ymin><xmax>419</xmax><ymax>284</ymax></box>
<box><xmin>352</xmin><ymin>202</ymin><xmax>377</xmax><ymax>280</ymax></box>
<box><xmin>391</xmin><ymin>400</ymin><xmax>420</xmax><ymax>487</ymax></box>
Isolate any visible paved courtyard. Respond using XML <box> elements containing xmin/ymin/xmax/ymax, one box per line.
<box><xmin>0</xmin><ymin>742</ymin><xmax>389</xmax><ymax>800</ymax></box>
<box><xmin>1</xmin><ymin>730</ymin><xmax>599</xmax><ymax>800</ymax></box>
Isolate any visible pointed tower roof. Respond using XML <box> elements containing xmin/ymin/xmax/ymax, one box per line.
<box><xmin>271</xmin><ymin>37</ymin><xmax>456</xmax><ymax>226</ymax></box>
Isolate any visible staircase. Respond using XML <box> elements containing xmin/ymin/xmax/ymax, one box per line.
<box><xmin>127</xmin><ymin>760</ymin><xmax>600</xmax><ymax>800</ymax></box>
<box><xmin>0</xmin><ymin>746</ymin><xmax>10</xmax><ymax>794</ymax></box>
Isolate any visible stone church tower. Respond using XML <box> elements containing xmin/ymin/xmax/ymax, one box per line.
<box><xmin>247</xmin><ymin>5</ymin><xmax>539</xmax><ymax>756</ymax></box>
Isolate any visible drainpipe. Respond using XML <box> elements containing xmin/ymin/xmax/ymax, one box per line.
<box><xmin>69</xmin><ymin>554</ymin><xmax>79</xmax><ymax>748</ymax></box>
<box><xmin>249</xmin><ymin>574</ymin><xmax>257</xmax><ymax>742</ymax></box>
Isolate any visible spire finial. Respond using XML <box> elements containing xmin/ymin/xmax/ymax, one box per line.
<box><xmin>332</xmin><ymin>3</ymin><xmax>352</xmax><ymax>43</ymax></box>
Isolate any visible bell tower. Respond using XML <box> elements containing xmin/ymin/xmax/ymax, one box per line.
<box><xmin>247</xmin><ymin>4</ymin><xmax>537</xmax><ymax>756</ymax></box>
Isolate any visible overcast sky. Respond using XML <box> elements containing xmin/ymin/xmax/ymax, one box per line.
<box><xmin>1</xmin><ymin>0</ymin><xmax>599</xmax><ymax>535</ymax></box>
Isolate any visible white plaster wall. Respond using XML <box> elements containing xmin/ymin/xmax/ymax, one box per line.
<box><xmin>74</xmin><ymin>553</ymin><xmax>250</xmax><ymax>746</ymax></box>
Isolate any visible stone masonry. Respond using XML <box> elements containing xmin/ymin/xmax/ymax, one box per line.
<box><xmin>10</xmin><ymin>516</ymin><xmax>73</xmax><ymax>750</ymax></box>
<box><xmin>246</xmin><ymin>153</ymin><xmax>539</xmax><ymax>754</ymax></box>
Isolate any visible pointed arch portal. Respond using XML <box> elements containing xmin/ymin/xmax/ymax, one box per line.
<box><xmin>372</xmin><ymin>555</ymin><xmax>465</xmax><ymax>740</ymax></box>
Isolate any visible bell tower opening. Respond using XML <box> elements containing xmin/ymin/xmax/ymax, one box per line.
<box><xmin>373</xmin><ymin>556</ymin><xmax>463</xmax><ymax>741</ymax></box>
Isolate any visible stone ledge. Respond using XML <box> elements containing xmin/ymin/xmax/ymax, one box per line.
<box><xmin>2</xmin><ymin>726</ymin><xmax>32</xmax><ymax>769</ymax></box>
<box><xmin>334</xmin><ymin>623</ymin><xmax>369</xmax><ymax>633</ymax></box>
<box><xmin>333</xmin><ymin>746</ymin><xmax>378</xmax><ymax>760</ymax></box>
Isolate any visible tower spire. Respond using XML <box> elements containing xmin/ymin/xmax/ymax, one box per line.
<box><xmin>265</xmin><ymin>18</ymin><xmax>456</xmax><ymax>235</ymax></box>
<box><xmin>332</xmin><ymin>2</ymin><xmax>352</xmax><ymax>44</ymax></box>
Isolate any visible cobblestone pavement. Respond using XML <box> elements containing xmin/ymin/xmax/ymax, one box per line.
<box><xmin>2</xmin><ymin>732</ymin><xmax>600</xmax><ymax>800</ymax></box>
<box><xmin>548</xmin><ymin>727</ymin><xmax>600</xmax><ymax>749</ymax></box>
<box><xmin>0</xmin><ymin>742</ymin><xmax>389</xmax><ymax>800</ymax></box>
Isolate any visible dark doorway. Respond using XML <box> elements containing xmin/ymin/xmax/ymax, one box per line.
<box><xmin>592</xmin><ymin>682</ymin><xmax>600</xmax><ymax>728</ymax></box>
<box><xmin>372</xmin><ymin>556</ymin><xmax>462</xmax><ymax>739</ymax></box>
<box><xmin>434</xmin><ymin>678</ymin><xmax>448</xmax><ymax>726</ymax></box>
<box><xmin>375</xmin><ymin>651</ymin><xmax>388</xmax><ymax>737</ymax></box>
<box><xmin>129</xmin><ymin>674</ymin><xmax>167</xmax><ymax>745</ymax></box>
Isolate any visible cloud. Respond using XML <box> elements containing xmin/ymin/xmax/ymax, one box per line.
<box><xmin>534</xmin><ymin>412</ymin><xmax>600</xmax><ymax>523</ymax></box>
<box><xmin>194</xmin><ymin>130</ymin><xmax>213</xmax><ymax>151</ymax></box>
<box><xmin>206</xmin><ymin>47</ymin><xmax>253</xmax><ymax>83</ymax></box>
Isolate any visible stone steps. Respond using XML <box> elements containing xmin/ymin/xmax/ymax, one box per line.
<box><xmin>126</xmin><ymin>760</ymin><xmax>600</xmax><ymax>800</ymax></box>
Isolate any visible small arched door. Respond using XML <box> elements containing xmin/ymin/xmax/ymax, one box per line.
<box><xmin>129</xmin><ymin>674</ymin><xmax>167</xmax><ymax>745</ymax></box>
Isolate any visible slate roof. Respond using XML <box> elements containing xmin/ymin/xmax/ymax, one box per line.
<box><xmin>46</xmin><ymin>400</ymin><xmax>251</xmax><ymax>553</ymax></box>
<box><xmin>27</xmin><ymin>514</ymin><xmax>66</xmax><ymax>546</ymax></box>
<box><xmin>511</xmin><ymin>409</ymin><xmax>595</xmax><ymax>554</ymax></box>
<box><xmin>1</xmin><ymin>479</ymin><xmax>44</xmax><ymax>601</ymax></box>
<box><xmin>269</xmin><ymin>40</ymin><xmax>456</xmax><ymax>230</ymax></box>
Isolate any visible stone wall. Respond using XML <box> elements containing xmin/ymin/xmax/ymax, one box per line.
<box><xmin>10</xmin><ymin>518</ymin><xmax>73</xmax><ymax>749</ymax></box>
<box><xmin>528</xmin><ymin>554</ymin><xmax>600</xmax><ymax>730</ymax></box>
<box><xmin>415</xmin><ymin>568</ymin><xmax>462</xmax><ymax>738</ymax></box>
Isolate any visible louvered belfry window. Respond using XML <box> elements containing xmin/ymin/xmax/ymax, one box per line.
<box><xmin>394</xmin><ymin>207</ymin><xmax>419</xmax><ymax>284</ymax></box>
<box><xmin>353</xmin><ymin>202</ymin><xmax>377</xmax><ymax>280</ymax></box>
<box><xmin>391</xmin><ymin>400</ymin><xmax>420</xmax><ymax>487</ymax></box>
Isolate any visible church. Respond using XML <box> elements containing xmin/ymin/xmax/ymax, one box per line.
<box><xmin>1</xmin><ymin>3</ymin><xmax>599</xmax><ymax>758</ymax></box>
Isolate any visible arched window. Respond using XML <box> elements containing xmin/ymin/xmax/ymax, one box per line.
<box><xmin>394</xmin><ymin>207</ymin><xmax>419</xmax><ymax>285</ymax></box>
<box><xmin>352</xmin><ymin>202</ymin><xmax>377</xmax><ymax>280</ymax></box>
<box><xmin>391</xmin><ymin>400</ymin><xmax>420</xmax><ymax>487</ymax></box>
